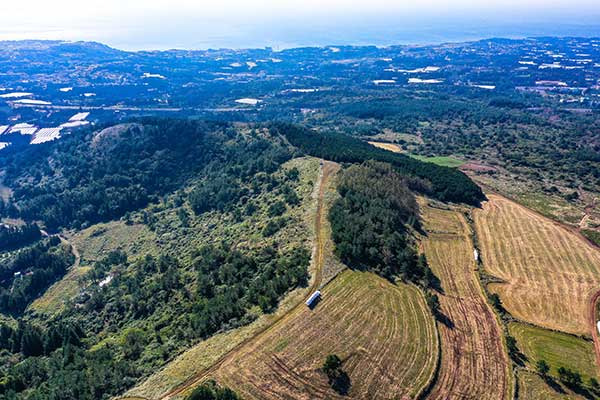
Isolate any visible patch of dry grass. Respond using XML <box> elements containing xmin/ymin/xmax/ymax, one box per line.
<box><xmin>209</xmin><ymin>270</ymin><xmax>438</xmax><ymax>400</ymax></box>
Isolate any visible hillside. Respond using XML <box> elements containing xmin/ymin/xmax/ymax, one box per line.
<box><xmin>474</xmin><ymin>194</ymin><xmax>600</xmax><ymax>335</ymax></box>
<box><xmin>0</xmin><ymin>121</ymin><xmax>323</xmax><ymax>399</ymax></box>
<box><xmin>1</xmin><ymin>116</ymin><xmax>599</xmax><ymax>400</ymax></box>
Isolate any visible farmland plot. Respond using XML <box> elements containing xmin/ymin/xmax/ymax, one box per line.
<box><xmin>474</xmin><ymin>194</ymin><xmax>600</xmax><ymax>335</ymax></box>
<box><xmin>422</xmin><ymin>204</ymin><xmax>511</xmax><ymax>400</ymax></box>
<box><xmin>210</xmin><ymin>270</ymin><xmax>438</xmax><ymax>400</ymax></box>
<box><xmin>509</xmin><ymin>322</ymin><xmax>598</xmax><ymax>383</ymax></box>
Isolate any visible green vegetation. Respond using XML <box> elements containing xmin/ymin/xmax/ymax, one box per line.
<box><xmin>0</xmin><ymin>223</ymin><xmax>41</xmax><ymax>252</ymax></box>
<box><xmin>557</xmin><ymin>366</ymin><xmax>583</xmax><ymax>389</ymax></box>
<box><xmin>186</xmin><ymin>381</ymin><xmax>241</xmax><ymax>400</ymax></box>
<box><xmin>0</xmin><ymin>228</ymin><xmax>310</xmax><ymax>399</ymax></box>
<box><xmin>509</xmin><ymin>322</ymin><xmax>598</xmax><ymax>382</ymax></box>
<box><xmin>329</xmin><ymin>161</ymin><xmax>436</xmax><ymax>285</ymax></box>
<box><xmin>536</xmin><ymin>359</ymin><xmax>550</xmax><ymax>378</ymax></box>
<box><xmin>409</xmin><ymin>155</ymin><xmax>464</xmax><ymax>168</ymax></box>
<box><xmin>583</xmin><ymin>229</ymin><xmax>600</xmax><ymax>247</ymax></box>
<box><xmin>0</xmin><ymin>122</ymin><xmax>318</xmax><ymax>400</ymax></box>
<box><xmin>0</xmin><ymin>237</ymin><xmax>73</xmax><ymax>315</ymax></box>
<box><xmin>272</xmin><ymin>123</ymin><xmax>485</xmax><ymax>205</ymax></box>
<box><xmin>322</xmin><ymin>354</ymin><xmax>350</xmax><ymax>395</ymax></box>
<box><xmin>337</xmin><ymin>94</ymin><xmax>600</xmax><ymax>199</ymax></box>
<box><xmin>0</xmin><ymin>120</ymin><xmax>293</xmax><ymax>231</ymax></box>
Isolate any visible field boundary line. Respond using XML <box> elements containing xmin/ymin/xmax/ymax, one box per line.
<box><xmin>465</xmin><ymin>208</ymin><xmax>516</xmax><ymax>400</ymax></box>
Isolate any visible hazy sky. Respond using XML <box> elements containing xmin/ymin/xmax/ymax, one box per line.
<box><xmin>0</xmin><ymin>0</ymin><xmax>599</xmax><ymax>50</ymax></box>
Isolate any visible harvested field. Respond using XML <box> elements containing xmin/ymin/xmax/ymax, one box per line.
<box><xmin>509</xmin><ymin>322</ymin><xmax>598</xmax><ymax>382</ymax></box>
<box><xmin>368</xmin><ymin>141</ymin><xmax>402</xmax><ymax>153</ymax></box>
<box><xmin>421</xmin><ymin>204</ymin><xmax>511</xmax><ymax>400</ymax></box>
<box><xmin>209</xmin><ymin>270</ymin><xmax>438</xmax><ymax>400</ymax></box>
<box><xmin>474</xmin><ymin>194</ymin><xmax>600</xmax><ymax>335</ymax></box>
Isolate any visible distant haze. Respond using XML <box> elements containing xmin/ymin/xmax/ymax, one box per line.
<box><xmin>0</xmin><ymin>0</ymin><xmax>599</xmax><ymax>50</ymax></box>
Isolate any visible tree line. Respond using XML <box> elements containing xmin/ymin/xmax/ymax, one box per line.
<box><xmin>271</xmin><ymin>123</ymin><xmax>485</xmax><ymax>206</ymax></box>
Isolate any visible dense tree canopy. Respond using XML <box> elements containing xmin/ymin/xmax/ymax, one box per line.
<box><xmin>272</xmin><ymin>123</ymin><xmax>485</xmax><ymax>205</ymax></box>
<box><xmin>0</xmin><ymin>119</ymin><xmax>293</xmax><ymax>231</ymax></box>
<box><xmin>0</xmin><ymin>237</ymin><xmax>73</xmax><ymax>315</ymax></box>
<box><xmin>329</xmin><ymin>161</ymin><xmax>435</xmax><ymax>285</ymax></box>
<box><xmin>0</xmin><ymin>223</ymin><xmax>41</xmax><ymax>252</ymax></box>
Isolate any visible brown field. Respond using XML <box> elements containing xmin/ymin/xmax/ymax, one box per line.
<box><xmin>474</xmin><ymin>194</ymin><xmax>600</xmax><ymax>335</ymax></box>
<box><xmin>209</xmin><ymin>270</ymin><xmax>438</xmax><ymax>400</ymax></box>
<box><xmin>368</xmin><ymin>141</ymin><xmax>403</xmax><ymax>153</ymax></box>
<box><xmin>421</xmin><ymin>203</ymin><xmax>511</xmax><ymax>400</ymax></box>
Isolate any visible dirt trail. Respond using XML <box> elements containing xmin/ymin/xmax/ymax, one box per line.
<box><xmin>422</xmin><ymin>205</ymin><xmax>510</xmax><ymax>400</ymax></box>
<box><xmin>158</xmin><ymin>161</ymin><xmax>338</xmax><ymax>400</ymax></box>
<box><xmin>59</xmin><ymin>234</ymin><xmax>81</xmax><ymax>269</ymax></box>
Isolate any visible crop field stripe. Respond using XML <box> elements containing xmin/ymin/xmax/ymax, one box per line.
<box><xmin>422</xmin><ymin>205</ymin><xmax>510</xmax><ymax>400</ymax></box>
<box><xmin>474</xmin><ymin>194</ymin><xmax>600</xmax><ymax>335</ymax></box>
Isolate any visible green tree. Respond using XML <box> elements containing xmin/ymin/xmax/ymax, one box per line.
<box><xmin>426</xmin><ymin>292</ymin><xmax>441</xmax><ymax>318</ymax></box>
<box><xmin>536</xmin><ymin>359</ymin><xmax>549</xmax><ymax>377</ymax></box>
<box><xmin>122</xmin><ymin>328</ymin><xmax>146</xmax><ymax>360</ymax></box>
<box><xmin>323</xmin><ymin>354</ymin><xmax>342</xmax><ymax>377</ymax></box>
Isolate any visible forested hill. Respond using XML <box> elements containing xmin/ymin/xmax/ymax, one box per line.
<box><xmin>271</xmin><ymin>123</ymin><xmax>485</xmax><ymax>206</ymax></box>
<box><xmin>0</xmin><ymin>119</ymin><xmax>294</xmax><ymax>231</ymax></box>
<box><xmin>0</xmin><ymin>119</ymin><xmax>484</xmax><ymax>235</ymax></box>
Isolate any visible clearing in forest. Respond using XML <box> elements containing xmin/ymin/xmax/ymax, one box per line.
<box><xmin>474</xmin><ymin>194</ymin><xmax>600</xmax><ymax>335</ymax></box>
<box><xmin>209</xmin><ymin>270</ymin><xmax>438</xmax><ymax>400</ymax></box>
<box><xmin>421</xmin><ymin>203</ymin><xmax>510</xmax><ymax>400</ymax></box>
<box><xmin>367</xmin><ymin>141</ymin><xmax>464</xmax><ymax>167</ymax></box>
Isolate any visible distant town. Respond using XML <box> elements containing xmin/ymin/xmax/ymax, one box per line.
<box><xmin>0</xmin><ymin>37</ymin><xmax>599</xmax><ymax>151</ymax></box>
